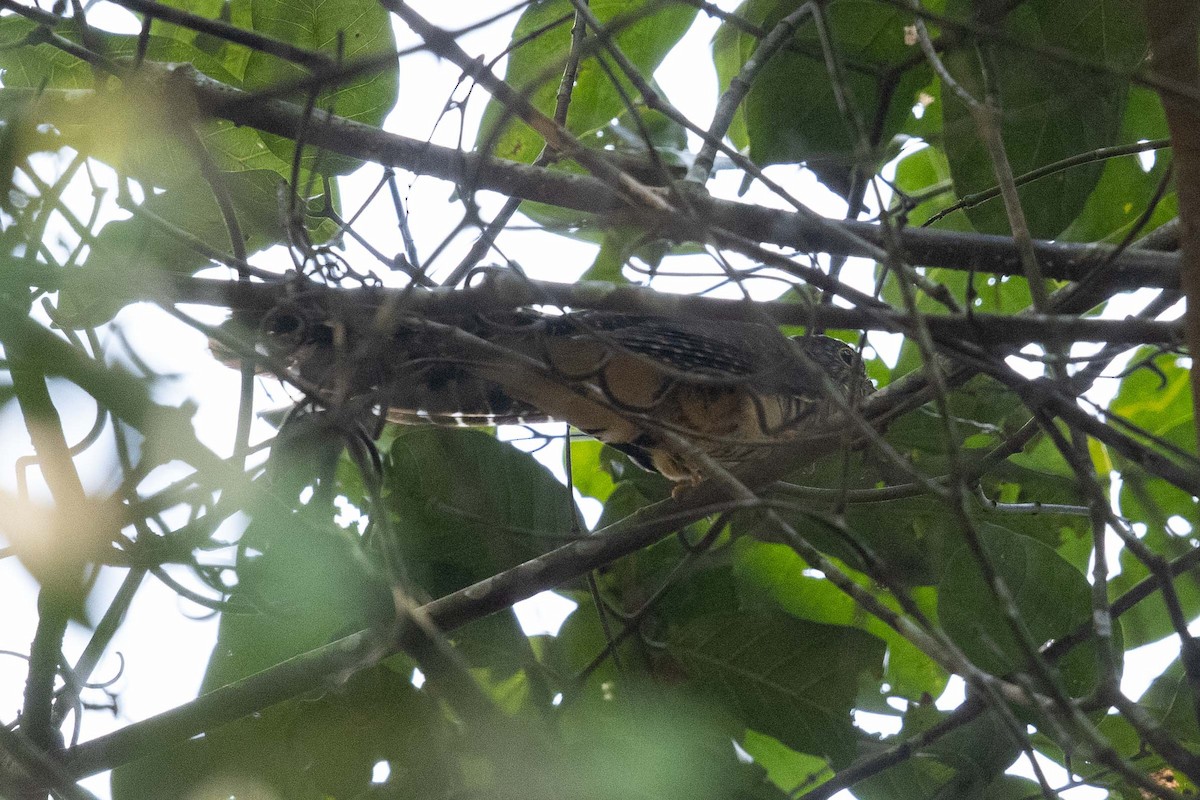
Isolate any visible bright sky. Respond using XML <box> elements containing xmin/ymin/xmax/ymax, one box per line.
<box><xmin>0</xmin><ymin>3</ymin><xmax>1182</xmax><ymax>799</ymax></box>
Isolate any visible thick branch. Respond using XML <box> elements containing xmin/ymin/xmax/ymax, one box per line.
<box><xmin>160</xmin><ymin>274</ymin><xmax>1184</xmax><ymax>345</ymax></box>
<box><xmin>9</xmin><ymin>354</ymin><xmax>86</xmax><ymax>755</ymax></box>
<box><xmin>64</xmin><ymin>493</ymin><xmax>751</xmax><ymax>778</ymax></box>
<box><xmin>17</xmin><ymin>65</ymin><xmax>1172</xmax><ymax>287</ymax></box>
<box><xmin>1146</xmin><ymin>1</ymin><xmax>1200</xmax><ymax>457</ymax></box>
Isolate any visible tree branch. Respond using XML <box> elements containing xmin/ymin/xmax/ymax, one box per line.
<box><xmin>1145</xmin><ymin>1</ymin><xmax>1200</xmax><ymax>458</ymax></box>
<box><xmin>158</xmin><ymin>273</ymin><xmax>1184</xmax><ymax>346</ymax></box>
<box><xmin>12</xmin><ymin>67</ymin><xmax>1174</xmax><ymax>287</ymax></box>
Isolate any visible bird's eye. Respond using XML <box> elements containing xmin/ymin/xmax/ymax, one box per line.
<box><xmin>839</xmin><ymin>348</ymin><xmax>856</xmax><ymax>365</ymax></box>
<box><xmin>268</xmin><ymin>314</ymin><xmax>303</xmax><ymax>336</ymax></box>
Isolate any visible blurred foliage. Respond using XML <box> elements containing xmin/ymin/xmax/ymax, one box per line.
<box><xmin>0</xmin><ymin>2</ymin><xmax>1195</xmax><ymax>800</ymax></box>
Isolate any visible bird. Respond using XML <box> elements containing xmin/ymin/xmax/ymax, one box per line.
<box><xmin>238</xmin><ymin>303</ymin><xmax>873</xmax><ymax>486</ymax></box>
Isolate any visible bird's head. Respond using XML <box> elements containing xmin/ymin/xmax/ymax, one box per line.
<box><xmin>790</xmin><ymin>335</ymin><xmax>874</xmax><ymax>400</ymax></box>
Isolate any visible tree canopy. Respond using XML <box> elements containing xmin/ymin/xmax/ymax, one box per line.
<box><xmin>0</xmin><ymin>1</ymin><xmax>1198</xmax><ymax>799</ymax></box>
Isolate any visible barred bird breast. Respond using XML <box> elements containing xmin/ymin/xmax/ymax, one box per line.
<box><xmin>242</xmin><ymin>303</ymin><xmax>872</xmax><ymax>485</ymax></box>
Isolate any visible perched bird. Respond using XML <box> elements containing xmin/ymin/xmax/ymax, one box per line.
<box><xmin>239</xmin><ymin>304</ymin><xmax>872</xmax><ymax>486</ymax></box>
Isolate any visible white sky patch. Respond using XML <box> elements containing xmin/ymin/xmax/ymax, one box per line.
<box><xmin>1136</xmin><ymin>140</ymin><xmax>1156</xmax><ymax>172</ymax></box>
<box><xmin>853</xmin><ymin>709</ymin><xmax>902</xmax><ymax>736</ymax></box>
<box><xmin>1117</xmin><ymin>618</ymin><xmax>1200</xmax><ymax>702</ymax></box>
<box><xmin>1167</xmin><ymin>515</ymin><xmax>1193</xmax><ymax>536</ymax></box>
<box><xmin>936</xmin><ymin>675</ymin><xmax>966</xmax><ymax>711</ymax></box>
<box><xmin>1006</xmin><ymin>749</ymin><xmax>1107</xmax><ymax>799</ymax></box>
<box><xmin>513</xmin><ymin>591</ymin><xmax>578</xmax><ymax>637</ymax></box>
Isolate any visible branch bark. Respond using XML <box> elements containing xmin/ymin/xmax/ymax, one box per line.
<box><xmin>1145</xmin><ymin>1</ymin><xmax>1200</xmax><ymax>457</ymax></box>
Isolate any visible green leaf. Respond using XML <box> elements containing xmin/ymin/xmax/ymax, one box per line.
<box><xmin>381</xmin><ymin>427</ymin><xmax>574</xmax><ymax>599</ymax></box>
<box><xmin>112</xmin><ymin>665</ymin><xmax>457</xmax><ymax>800</ymax></box>
<box><xmin>546</xmin><ymin>688</ymin><xmax>789</xmax><ymax>800</ymax></box>
<box><xmin>583</xmin><ymin>226</ymin><xmax>639</xmax><ymax>283</ymax></box>
<box><xmin>120</xmin><ymin>445</ymin><xmax>440</xmax><ymax>800</ymax></box>
<box><xmin>1032</xmin><ymin>714</ymin><xmax>1181</xmax><ymax>798</ymax></box>
<box><xmin>593</xmin><ymin>104</ymin><xmax>691</xmax><ymax>181</ymax></box>
<box><xmin>1110</xmin><ymin>350</ymin><xmax>1196</xmax><ymax>457</ymax></box>
<box><xmin>940</xmin><ymin>0</ymin><xmax>1146</xmax><ymax>238</ymax></box>
<box><xmin>1139</xmin><ymin>657</ymin><xmax>1200</xmax><ymax>750</ymax></box>
<box><xmin>0</xmin><ymin>16</ymin><xmax>245</xmax><ymax>89</ymax></box>
<box><xmin>567</xmin><ymin>438</ymin><xmax>618</xmax><ymax>502</ymax></box>
<box><xmin>733</xmin><ymin>538</ymin><xmax>947</xmax><ymax>701</ymax></box>
<box><xmin>243</xmin><ymin>0</ymin><xmax>399</xmax><ymax>175</ymax></box>
<box><xmin>713</xmin><ymin>0</ymin><xmax>932</xmax><ymax>196</ymax></box>
<box><xmin>978</xmin><ymin>775</ymin><xmax>1045</xmax><ymax>800</ymax></box>
<box><xmin>890</xmin><ymin>143</ymin><xmax>972</xmax><ymax>230</ymax></box>
<box><xmin>539</xmin><ymin>591</ymin><xmax>627</xmax><ymax>690</ymax></box>
<box><xmin>582</xmin><ymin>225</ymin><xmax>665</xmax><ymax>283</ymax></box>
<box><xmin>594</xmin><ymin>446</ymin><xmax>673</xmax><ymax>511</ymax></box>
<box><xmin>1110</xmin><ymin>349</ymin><xmax>1199</xmax><ymax>533</ymax></box>
<box><xmin>855</xmin><ymin>707</ymin><xmax>1023</xmax><ymax>800</ymax></box>
<box><xmin>147</xmin><ymin>0</ymin><xmax>255</xmax><ymax>80</ymax></box>
<box><xmin>1060</xmin><ymin>87</ymin><xmax>1175</xmax><ymax>243</ymax></box>
<box><xmin>666</xmin><ymin>608</ymin><xmax>884</xmax><ymax>766</ymax></box>
<box><xmin>0</xmin><ymin>17</ymin><xmax>298</xmax><ymax>179</ymax></box>
<box><xmin>739</xmin><ymin>730</ymin><xmax>834</xmax><ymax>794</ymax></box>
<box><xmin>1109</xmin><ymin>524</ymin><xmax>1200</xmax><ymax>649</ymax></box>
<box><xmin>939</xmin><ymin>524</ymin><xmax>1104</xmax><ymax>695</ymax></box>
<box><xmin>204</xmin><ymin>516</ymin><xmax>390</xmax><ymax>690</ymax></box>
<box><xmin>476</xmin><ymin>0</ymin><xmax>697</xmax><ymax>163</ymax></box>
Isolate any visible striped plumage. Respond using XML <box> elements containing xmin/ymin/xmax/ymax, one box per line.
<box><xmin>248</xmin><ymin>307</ymin><xmax>872</xmax><ymax>485</ymax></box>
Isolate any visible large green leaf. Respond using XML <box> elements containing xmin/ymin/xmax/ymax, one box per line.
<box><xmin>146</xmin><ymin>0</ymin><xmax>255</xmax><ymax>80</ymax></box>
<box><xmin>112</xmin><ymin>664</ymin><xmax>457</xmax><ymax>800</ymax></box>
<box><xmin>1137</xmin><ymin>657</ymin><xmax>1200</xmax><ymax>751</ymax></box>
<box><xmin>713</xmin><ymin>0</ymin><xmax>932</xmax><ymax>196</ymax></box>
<box><xmin>203</xmin><ymin>515</ymin><xmax>391</xmax><ymax>691</ymax></box>
<box><xmin>940</xmin><ymin>0</ymin><xmax>1146</xmax><ymax>238</ymax></box>
<box><xmin>0</xmin><ymin>15</ymin><xmax>244</xmax><ymax>89</ymax></box>
<box><xmin>1109</xmin><ymin>525</ymin><xmax>1200</xmax><ymax>649</ymax></box>
<box><xmin>854</xmin><ymin>706</ymin><xmax>1023</xmax><ymax>800</ymax></box>
<box><xmin>111</xmin><ymin>439</ymin><xmax>413</xmax><ymax>799</ymax></box>
<box><xmin>242</xmin><ymin>0</ymin><xmax>399</xmax><ymax>175</ymax></box>
<box><xmin>475</xmin><ymin>0</ymin><xmax>697</xmax><ymax>163</ymax></box>
<box><xmin>733</xmin><ymin>538</ymin><xmax>947</xmax><ymax>701</ymax></box>
<box><xmin>1060</xmin><ymin>86</ymin><xmax>1175</xmax><ymax>243</ymax></box>
<box><xmin>539</xmin><ymin>591</ymin><xmax>629</xmax><ymax>691</ymax></box>
<box><xmin>0</xmin><ymin>15</ymin><xmax>340</xmax><ymax>322</ymax></box>
<box><xmin>0</xmin><ymin>14</ymin><xmax>277</xmax><ymax>176</ymax></box>
<box><xmin>939</xmin><ymin>523</ymin><xmax>1109</xmax><ymax>696</ymax></box>
<box><xmin>1106</xmin><ymin>348</ymin><xmax>1200</xmax><ymax>649</ymax></box>
<box><xmin>567</xmin><ymin>438</ymin><xmax>618</xmax><ymax>502</ymax></box>
<box><xmin>0</xmin><ymin>17</ymin><xmax>247</xmax><ymax>181</ymax></box>
<box><xmin>1111</xmin><ymin>349</ymin><xmax>1197</xmax><ymax>525</ymax></box>
<box><xmin>546</xmin><ymin>688</ymin><xmax>791</xmax><ymax>800</ymax></box>
<box><xmin>377</xmin><ymin>426</ymin><xmax>573</xmax><ymax>678</ymax></box>
<box><xmin>889</xmin><ymin>143</ymin><xmax>972</xmax><ymax>231</ymax></box>
<box><xmin>739</xmin><ymin>730</ymin><xmax>833</xmax><ymax>795</ymax></box>
<box><xmin>0</xmin><ymin>13</ymin><xmax>345</xmax><ymax>181</ymax></box>
<box><xmin>741</xmin><ymin>392</ymin><xmax>1086</xmax><ymax>588</ymax></box>
<box><xmin>1032</xmin><ymin>712</ymin><xmax>1183</xmax><ymax>798</ymax></box>
<box><xmin>666</xmin><ymin>608</ymin><xmax>884</xmax><ymax>766</ymax></box>
<box><xmin>381</xmin><ymin>427</ymin><xmax>574</xmax><ymax>599</ymax></box>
